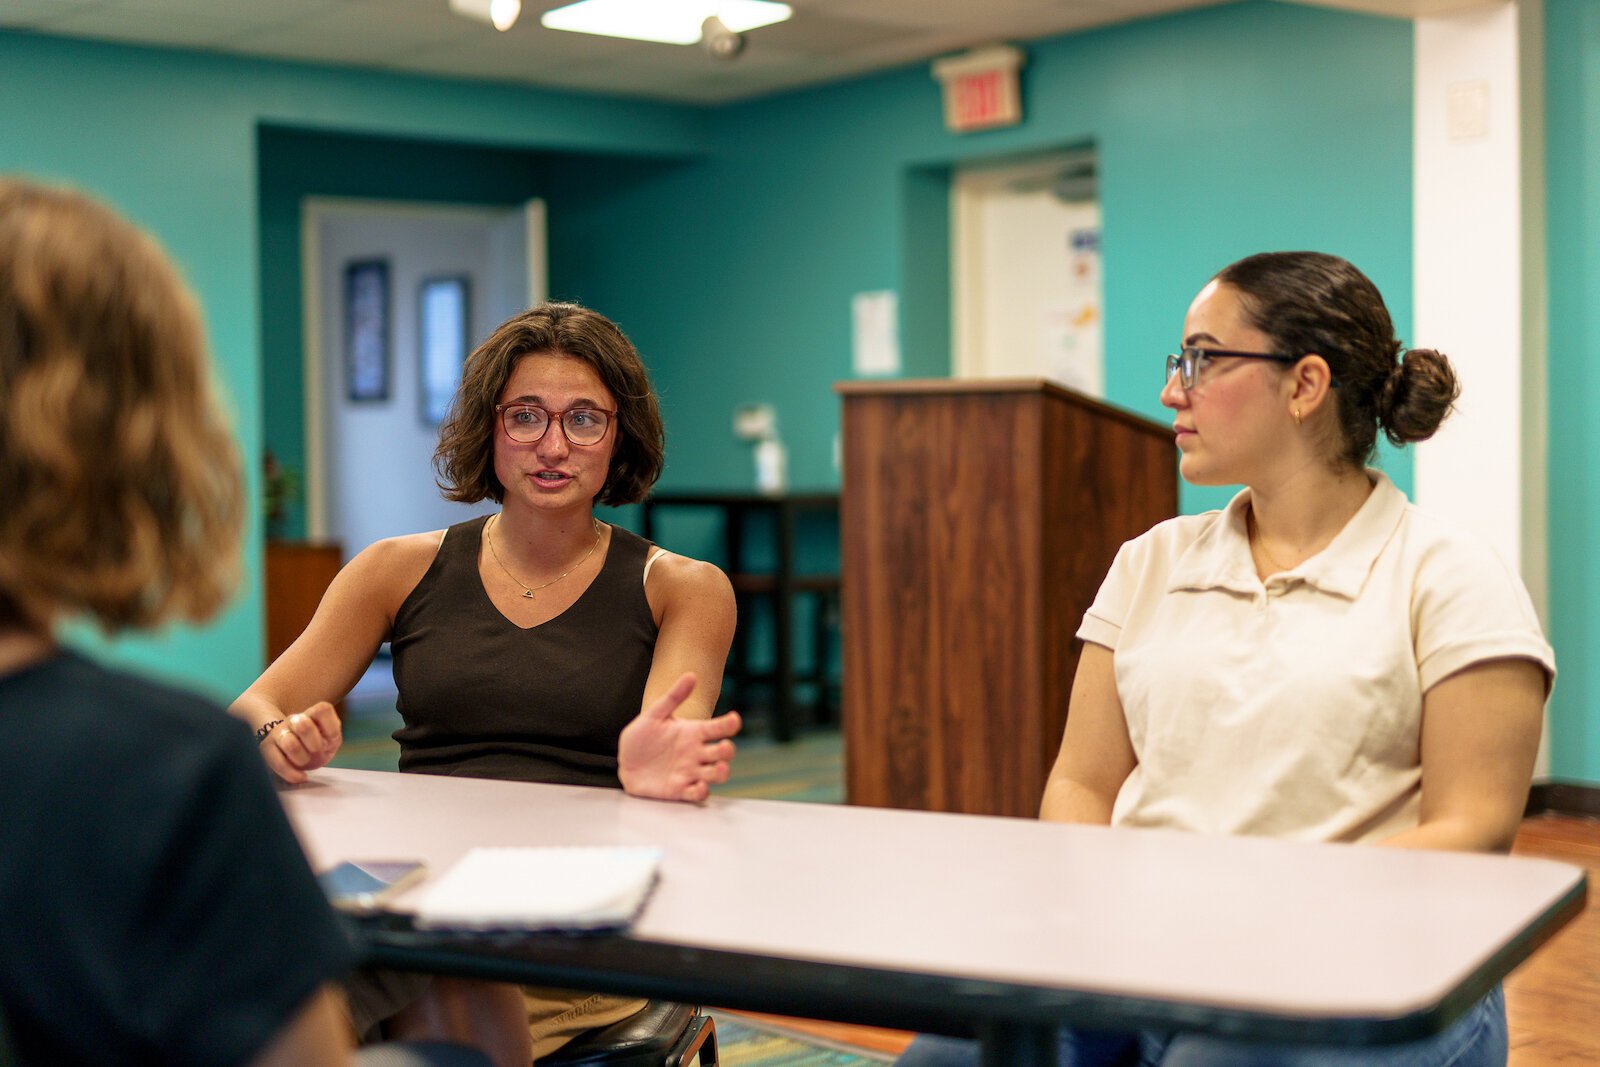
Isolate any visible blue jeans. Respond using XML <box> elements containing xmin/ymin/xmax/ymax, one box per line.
<box><xmin>894</xmin><ymin>986</ymin><xmax>1506</xmax><ymax>1067</ymax></box>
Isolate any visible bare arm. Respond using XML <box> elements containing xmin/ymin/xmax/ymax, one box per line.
<box><xmin>639</xmin><ymin>552</ymin><xmax>737</xmax><ymax>719</ymax></box>
<box><xmin>1040</xmin><ymin>643</ymin><xmax>1136</xmax><ymax>824</ymax></box>
<box><xmin>247</xmin><ymin>986</ymin><xmax>352</xmax><ymax>1067</ymax></box>
<box><xmin>232</xmin><ymin>534</ymin><xmax>435</xmax><ymax>783</ymax></box>
<box><xmin>1379</xmin><ymin>657</ymin><xmax>1546</xmax><ymax>853</ymax></box>
<box><xmin>617</xmin><ymin>553</ymin><xmax>740</xmax><ymax>801</ymax></box>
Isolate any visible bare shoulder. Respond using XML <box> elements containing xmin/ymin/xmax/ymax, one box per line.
<box><xmin>643</xmin><ymin>550</ymin><xmax>735</xmax><ymax>645</ymax></box>
<box><xmin>350</xmin><ymin>529</ymin><xmax>446</xmax><ymax>573</ymax></box>
<box><xmin>340</xmin><ymin>530</ymin><xmax>450</xmax><ymax>611</ymax></box>
<box><xmin>645</xmin><ymin>551</ymin><xmax>734</xmax><ymax>609</ymax></box>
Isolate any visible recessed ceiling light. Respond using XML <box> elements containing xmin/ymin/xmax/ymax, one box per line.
<box><xmin>541</xmin><ymin>0</ymin><xmax>792</xmax><ymax>46</ymax></box>
<box><xmin>449</xmin><ymin>0</ymin><xmax>522</xmax><ymax>32</ymax></box>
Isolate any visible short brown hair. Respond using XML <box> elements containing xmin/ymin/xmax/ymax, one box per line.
<box><xmin>1215</xmin><ymin>251</ymin><xmax>1460</xmax><ymax>468</ymax></box>
<box><xmin>0</xmin><ymin>178</ymin><xmax>243</xmax><ymax>633</ymax></box>
<box><xmin>434</xmin><ymin>302</ymin><xmax>664</xmax><ymax>507</ymax></box>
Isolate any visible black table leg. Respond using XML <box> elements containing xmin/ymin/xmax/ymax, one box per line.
<box><xmin>641</xmin><ymin>501</ymin><xmax>656</xmax><ymax>545</ymax></box>
<box><xmin>726</xmin><ymin>505</ymin><xmax>748</xmax><ymax>715</ymax></box>
<box><xmin>978</xmin><ymin>1021</ymin><xmax>1060</xmax><ymax>1067</ymax></box>
<box><xmin>773</xmin><ymin>499</ymin><xmax>796</xmax><ymax>742</ymax></box>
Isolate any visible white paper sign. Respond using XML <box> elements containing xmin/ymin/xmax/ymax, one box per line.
<box><xmin>852</xmin><ymin>290</ymin><xmax>900</xmax><ymax>376</ymax></box>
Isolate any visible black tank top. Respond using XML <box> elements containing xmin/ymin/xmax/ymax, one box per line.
<box><xmin>389</xmin><ymin>516</ymin><xmax>659</xmax><ymax>787</ymax></box>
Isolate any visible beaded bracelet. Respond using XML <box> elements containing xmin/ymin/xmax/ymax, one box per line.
<box><xmin>254</xmin><ymin>718</ymin><xmax>285</xmax><ymax>744</ymax></box>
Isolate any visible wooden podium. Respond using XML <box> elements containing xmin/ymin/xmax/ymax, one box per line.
<box><xmin>837</xmin><ymin>379</ymin><xmax>1176</xmax><ymax>817</ymax></box>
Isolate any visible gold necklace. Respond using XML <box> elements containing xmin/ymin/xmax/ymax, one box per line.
<box><xmin>1247</xmin><ymin>508</ymin><xmax>1294</xmax><ymax>575</ymax></box>
<box><xmin>485</xmin><ymin>514</ymin><xmax>602</xmax><ymax>599</ymax></box>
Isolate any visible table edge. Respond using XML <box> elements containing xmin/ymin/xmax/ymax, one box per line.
<box><xmin>350</xmin><ymin>867</ymin><xmax>1585</xmax><ymax>1048</ymax></box>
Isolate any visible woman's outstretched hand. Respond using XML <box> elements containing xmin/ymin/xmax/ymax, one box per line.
<box><xmin>618</xmin><ymin>672</ymin><xmax>741</xmax><ymax>803</ymax></box>
<box><xmin>261</xmin><ymin>701</ymin><xmax>344</xmax><ymax>784</ymax></box>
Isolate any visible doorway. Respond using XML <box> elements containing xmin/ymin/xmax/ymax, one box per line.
<box><xmin>300</xmin><ymin>197</ymin><xmax>546</xmax><ymax>555</ymax></box>
<box><xmin>951</xmin><ymin>150</ymin><xmax>1102</xmax><ymax>396</ymax></box>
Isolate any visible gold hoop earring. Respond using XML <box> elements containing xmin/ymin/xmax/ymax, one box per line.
<box><xmin>1293</xmin><ymin>407</ymin><xmax>1303</xmax><ymax>426</ymax></box>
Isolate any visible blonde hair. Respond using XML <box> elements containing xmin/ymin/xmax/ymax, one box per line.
<box><xmin>0</xmin><ymin>178</ymin><xmax>243</xmax><ymax>633</ymax></box>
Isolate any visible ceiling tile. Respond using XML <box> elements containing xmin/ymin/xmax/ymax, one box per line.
<box><xmin>752</xmin><ymin>9</ymin><xmax>919</xmax><ymax>56</ymax></box>
<box><xmin>0</xmin><ymin>0</ymin><xmax>106</xmax><ymax>30</ymax></box>
<box><xmin>39</xmin><ymin>8</ymin><xmax>270</xmax><ymax>48</ymax></box>
<box><xmin>215</xmin><ymin>0</ymin><xmax>479</xmax><ymax>65</ymax></box>
<box><xmin>93</xmin><ymin>0</ymin><xmax>341</xmax><ymax>14</ymax></box>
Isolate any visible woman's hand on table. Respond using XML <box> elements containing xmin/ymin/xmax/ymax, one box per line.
<box><xmin>261</xmin><ymin>701</ymin><xmax>344</xmax><ymax>784</ymax></box>
<box><xmin>618</xmin><ymin>672</ymin><xmax>740</xmax><ymax>803</ymax></box>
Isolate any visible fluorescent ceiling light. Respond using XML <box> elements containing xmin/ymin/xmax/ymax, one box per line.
<box><xmin>541</xmin><ymin>0</ymin><xmax>791</xmax><ymax>46</ymax></box>
<box><xmin>449</xmin><ymin>0</ymin><xmax>521</xmax><ymax>31</ymax></box>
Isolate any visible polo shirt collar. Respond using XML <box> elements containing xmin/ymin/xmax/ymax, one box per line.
<box><xmin>1166</xmin><ymin>469</ymin><xmax>1408</xmax><ymax>599</ymax></box>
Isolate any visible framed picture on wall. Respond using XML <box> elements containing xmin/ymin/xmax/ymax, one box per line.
<box><xmin>344</xmin><ymin>258</ymin><xmax>390</xmax><ymax>402</ymax></box>
<box><xmin>419</xmin><ymin>275</ymin><xmax>470</xmax><ymax>425</ymax></box>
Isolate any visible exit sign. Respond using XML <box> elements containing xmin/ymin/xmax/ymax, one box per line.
<box><xmin>932</xmin><ymin>45</ymin><xmax>1025</xmax><ymax>133</ymax></box>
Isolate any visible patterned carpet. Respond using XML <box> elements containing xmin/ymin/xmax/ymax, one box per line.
<box><xmin>708</xmin><ymin>1014</ymin><xmax>895</xmax><ymax>1065</ymax></box>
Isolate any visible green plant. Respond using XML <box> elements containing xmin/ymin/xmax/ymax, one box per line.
<box><xmin>263</xmin><ymin>450</ymin><xmax>299</xmax><ymax>539</ymax></box>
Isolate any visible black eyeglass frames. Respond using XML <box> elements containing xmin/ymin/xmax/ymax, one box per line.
<box><xmin>1165</xmin><ymin>347</ymin><xmax>1302</xmax><ymax>390</ymax></box>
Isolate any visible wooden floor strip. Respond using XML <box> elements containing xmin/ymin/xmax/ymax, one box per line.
<box><xmin>1507</xmin><ymin>815</ymin><xmax>1600</xmax><ymax>1066</ymax></box>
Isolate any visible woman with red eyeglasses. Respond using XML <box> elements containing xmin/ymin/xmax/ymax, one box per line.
<box><xmin>232</xmin><ymin>303</ymin><xmax>739</xmax><ymax>1063</ymax></box>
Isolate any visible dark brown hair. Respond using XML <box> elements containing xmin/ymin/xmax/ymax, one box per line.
<box><xmin>1215</xmin><ymin>251</ymin><xmax>1460</xmax><ymax>468</ymax></box>
<box><xmin>434</xmin><ymin>302</ymin><xmax>664</xmax><ymax>507</ymax></box>
<box><xmin>0</xmin><ymin>178</ymin><xmax>243</xmax><ymax>633</ymax></box>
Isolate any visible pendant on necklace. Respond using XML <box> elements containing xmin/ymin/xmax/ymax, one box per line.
<box><xmin>520</xmin><ymin>590</ymin><xmax>534</xmax><ymax>599</ymax></box>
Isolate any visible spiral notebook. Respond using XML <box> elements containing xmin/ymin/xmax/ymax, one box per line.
<box><xmin>411</xmin><ymin>846</ymin><xmax>663</xmax><ymax>932</ymax></box>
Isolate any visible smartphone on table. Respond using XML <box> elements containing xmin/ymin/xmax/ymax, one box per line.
<box><xmin>317</xmin><ymin>860</ymin><xmax>427</xmax><ymax>914</ymax></box>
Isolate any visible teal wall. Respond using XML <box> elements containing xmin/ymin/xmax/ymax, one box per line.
<box><xmin>0</xmin><ymin>2</ymin><xmax>1426</xmax><ymax>725</ymax></box>
<box><xmin>1544</xmin><ymin>0</ymin><xmax>1600</xmax><ymax>782</ymax></box>
<box><xmin>5</xmin><ymin>2</ymin><xmax>1594</xmax><ymax>780</ymax></box>
<box><xmin>0</xmin><ymin>30</ymin><xmax>706</xmax><ymax>702</ymax></box>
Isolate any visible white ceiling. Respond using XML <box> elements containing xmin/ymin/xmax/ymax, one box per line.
<box><xmin>0</xmin><ymin>0</ymin><xmax>1499</xmax><ymax>105</ymax></box>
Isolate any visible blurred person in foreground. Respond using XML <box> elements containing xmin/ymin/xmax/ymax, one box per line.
<box><xmin>0</xmin><ymin>177</ymin><xmax>489</xmax><ymax>1066</ymax></box>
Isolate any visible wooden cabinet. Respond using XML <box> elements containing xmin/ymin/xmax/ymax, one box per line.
<box><xmin>264</xmin><ymin>540</ymin><xmax>342</xmax><ymax>665</ymax></box>
<box><xmin>838</xmin><ymin>379</ymin><xmax>1176</xmax><ymax>817</ymax></box>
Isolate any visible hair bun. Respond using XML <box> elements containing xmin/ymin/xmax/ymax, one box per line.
<box><xmin>1380</xmin><ymin>348</ymin><xmax>1460</xmax><ymax>445</ymax></box>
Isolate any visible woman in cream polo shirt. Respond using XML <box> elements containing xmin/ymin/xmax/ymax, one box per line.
<box><xmin>898</xmin><ymin>251</ymin><xmax>1553</xmax><ymax>1067</ymax></box>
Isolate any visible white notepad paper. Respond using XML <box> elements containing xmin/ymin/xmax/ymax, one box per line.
<box><xmin>412</xmin><ymin>846</ymin><xmax>663</xmax><ymax>931</ymax></box>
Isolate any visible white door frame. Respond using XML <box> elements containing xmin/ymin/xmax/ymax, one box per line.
<box><xmin>950</xmin><ymin>150</ymin><xmax>1098</xmax><ymax>380</ymax></box>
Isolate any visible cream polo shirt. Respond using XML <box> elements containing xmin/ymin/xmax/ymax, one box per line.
<box><xmin>1077</xmin><ymin>470</ymin><xmax>1555</xmax><ymax>845</ymax></box>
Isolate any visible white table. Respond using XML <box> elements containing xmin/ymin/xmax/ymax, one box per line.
<box><xmin>282</xmin><ymin>768</ymin><xmax>1585</xmax><ymax>1066</ymax></box>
